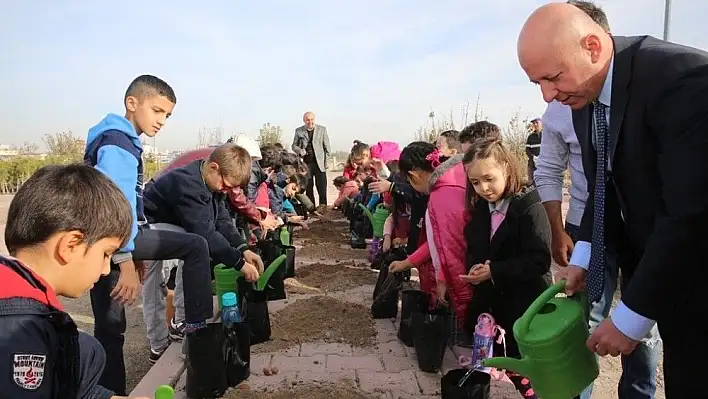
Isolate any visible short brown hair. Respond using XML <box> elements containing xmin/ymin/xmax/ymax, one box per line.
<box><xmin>6</xmin><ymin>164</ymin><xmax>133</xmax><ymax>255</ymax></box>
<box><xmin>207</xmin><ymin>144</ymin><xmax>252</xmax><ymax>187</ymax></box>
<box><xmin>280</xmin><ymin>164</ymin><xmax>297</xmax><ymax>177</ymax></box>
<box><xmin>462</xmin><ymin>137</ymin><xmax>525</xmax><ymax>208</ymax></box>
<box><xmin>459</xmin><ymin>121</ymin><xmax>501</xmax><ymax>145</ymax></box>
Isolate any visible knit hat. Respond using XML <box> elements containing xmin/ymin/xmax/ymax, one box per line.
<box><xmin>233</xmin><ymin>135</ymin><xmax>262</xmax><ymax>160</ymax></box>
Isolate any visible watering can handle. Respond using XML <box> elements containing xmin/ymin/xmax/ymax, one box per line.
<box><xmin>515</xmin><ymin>280</ymin><xmax>588</xmax><ymax>337</ymax></box>
<box><xmin>233</xmin><ymin>254</ymin><xmax>287</xmax><ymax>291</ymax></box>
<box><xmin>357</xmin><ymin>203</ymin><xmax>374</xmax><ymax>222</ymax></box>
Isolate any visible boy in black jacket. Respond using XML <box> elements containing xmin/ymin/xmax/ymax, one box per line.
<box><xmin>0</xmin><ymin>164</ymin><xmax>149</xmax><ymax>399</ymax></box>
<box><xmin>143</xmin><ymin>143</ymin><xmax>261</xmax><ymax>281</ymax></box>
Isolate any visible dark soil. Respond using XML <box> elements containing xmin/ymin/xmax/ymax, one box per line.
<box><xmin>301</xmin><ymin>220</ymin><xmax>350</xmax><ymax>242</ymax></box>
<box><xmin>297</xmin><ymin>242</ymin><xmax>368</xmax><ymax>261</ymax></box>
<box><xmin>286</xmin><ymin>262</ymin><xmax>377</xmax><ymax>293</ymax></box>
<box><xmin>252</xmin><ymin>296</ymin><xmax>376</xmax><ymax>354</ymax></box>
<box><xmin>225</xmin><ymin>381</ymin><xmax>374</xmax><ymax>399</ymax></box>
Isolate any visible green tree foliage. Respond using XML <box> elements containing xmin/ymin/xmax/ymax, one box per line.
<box><xmin>257</xmin><ymin>123</ymin><xmax>283</xmax><ymax>146</ymax></box>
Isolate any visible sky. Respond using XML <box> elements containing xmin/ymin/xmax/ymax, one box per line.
<box><xmin>1</xmin><ymin>0</ymin><xmax>707</xmax><ymax>152</ymax></box>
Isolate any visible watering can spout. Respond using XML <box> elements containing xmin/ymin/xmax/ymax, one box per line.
<box><xmin>482</xmin><ymin>356</ymin><xmax>533</xmax><ymax>378</ymax></box>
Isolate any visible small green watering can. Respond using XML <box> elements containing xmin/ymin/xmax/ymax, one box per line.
<box><xmin>482</xmin><ymin>281</ymin><xmax>598</xmax><ymax>399</ymax></box>
<box><xmin>154</xmin><ymin>385</ymin><xmax>174</xmax><ymax>399</ymax></box>
<box><xmin>213</xmin><ymin>254</ymin><xmax>286</xmax><ymax>307</ymax></box>
<box><xmin>358</xmin><ymin>203</ymin><xmax>390</xmax><ymax>238</ymax></box>
<box><xmin>280</xmin><ymin>226</ymin><xmax>292</xmax><ymax>246</ymax></box>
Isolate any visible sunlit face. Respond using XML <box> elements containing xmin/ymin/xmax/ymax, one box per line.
<box><xmin>406</xmin><ymin>170</ymin><xmax>432</xmax><ymax>194</ymax></box>
<box><xmin>436</xmin><ymin>136</ymin><xmax>456</xmax><ymax>157</ymax></box>
<box><xmin>58</xmin><ymin>233</ymin><xmax>122</xmax><ymax>298</ymax></box>
<box><xmin>284</xmin><ymin>182</ymin><xmax>299</xmax><ymax>198</ymax></box>
<box><xmin>465</xmin><ymin>157</ymin><xmax>508</xmax><ymax>203</ymax></box>
<box><xmin>351</xmin><ymin>150</ymin><xmax>371</xmax><ymax>168</ymax></box>
<box><xmin>531</xmin><ymin>120</ymin><xmax>542</xmax><ymax>132</ymax></box>
<box><xmin>519</xmin><ymin>35</ymin><xmax>605</xmax><ymax>110</ymax></box>
<box><xmin>127</xmin><ymin>95</ymin><xmax>175</xmax><ymax>136</ymax></box>
<box><xmin>203</xmin><ymin>162</ymin><xmax>239</xmax><ymax>193</ymax></box>
<box><xmin>303</xmin><ymin>112</ymin><xmax>316</xmax><ymax>130</ymax></box>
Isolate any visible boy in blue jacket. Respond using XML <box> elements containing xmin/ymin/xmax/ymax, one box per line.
<box><xmin>84</xmin><ymin>75</ymin><xmax>213</xmax><ymax>395</ymax></box>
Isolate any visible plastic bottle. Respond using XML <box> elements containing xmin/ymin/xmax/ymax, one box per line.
<box><xmin>221</xmin><ymin>292</ymin><xmax>242</xmax><ymax>327</ymax></box>
<box><xmin>470</xmin><ymin>313</ymin><xmax>497</xmax><ymax>374</ymax></box>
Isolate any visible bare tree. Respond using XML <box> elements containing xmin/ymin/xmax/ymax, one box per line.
<box><xmin>473</xmin><ymin>93</ymin><xmax>485</xmax><ymax>122</ymax></box>
<box><xmin>503</xmin><ymin>110</ymin><xmax>532</xmax><ymax>179</ymax></box>
<box><xmin>18</xmin><ymin>141</ymin><xmax>39</xmax><ymax>154</ymax></box>
<box><xmin>257</xmin><ymin>123</ymin><xmax>283</xmax><ymax>146</ymax></box>
<box><xmin>43</xmin><ymin>131</ymin><xmax>85</xmax><ymax>161</ymax></box>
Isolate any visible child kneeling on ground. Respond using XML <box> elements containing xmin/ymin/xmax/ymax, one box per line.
<box><xmin>0</xmin><ymin>164</ymin><xmax>150</xmax><ymax>399</ymax></box>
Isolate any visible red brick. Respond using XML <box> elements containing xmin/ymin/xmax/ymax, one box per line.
<box><xmin>381</xmin><ymin>353</ymin><xmax>416</xmax><ymax>373</ymax></box>
<box><xmin>300</xmin><ymin>342</ymin><xmax>352</xmax><ymax>356</ymax></box>
<box><xmin>358</xmin><ymin>370</ymin><xmax>419</xmax><ymax>395</ymax></box>
<box><xmin>326</xmin><ymin>354</ymin><xmax>383</xmax><ymax>372</ymax></box>
<box><xmin>271</xmin><ymin>354</ymin><xmax>326</xmax><ymax>373</ymax></box>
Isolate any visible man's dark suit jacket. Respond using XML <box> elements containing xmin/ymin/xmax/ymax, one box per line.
<box><xmin>572</xmin><ymin>35</ymin><xmax>708</xmax><ymax>325</ymax></box>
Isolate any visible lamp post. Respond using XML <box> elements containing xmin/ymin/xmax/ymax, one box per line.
<box><xmin>663</xmin><ymin>0</ymin><xmax>671</xmax><ymax>41</ymax></box>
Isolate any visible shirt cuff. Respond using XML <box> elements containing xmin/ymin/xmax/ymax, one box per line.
<box><xmin>536</xmin><ymin>184</ymin><xmax>563</xmax><ymax>203</ymax></box>
<box><xmin>568</xmin><ymin>240</ymin><xmax>591</xmax><ymax>269</ymax></box>
<box><xmin>111</xmin><ymin>252</ymin><xmax>133</xmax><ymax>264</ymax></box>
<box><xmin>610</xmin><ymin>301</ymin><xmax>656</xmax><ymax>341</ymax></box>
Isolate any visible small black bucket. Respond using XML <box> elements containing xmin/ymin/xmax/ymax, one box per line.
<box><xmin>441</xmin><ymin>369</ymin><xmax>491</xmax><ymax>399</ymax></box>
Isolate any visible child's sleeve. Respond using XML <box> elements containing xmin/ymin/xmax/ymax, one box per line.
<box><xmin>424</xmin><ymin>211</ymin><xmax>446</xmax><ymax>282</ymax></box>
<box><xmin>333</xmin><ymin>188</ymin><xmax>347</xmax><ymax>208</ymax></box>
<box><xmin>383</xmin><ymin>213</ymin><xmax>394</xmax><ymax>237</ymax></box>
<box><xmin>407</xmin><ymin>242</ymin><xmax>430</xmax><ymax>267</ymax></box>
<box><xmin>489</xmin><ymin>203</ymin><xmax>552</xmax><ymax>284</ymax></box>
<box><xmin>94</xmin><ymin>145</ymin><xmax>139</xmax><ymax>254</ymax></box>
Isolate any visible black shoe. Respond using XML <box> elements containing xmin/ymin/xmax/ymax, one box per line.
<box><xmin>149</xmin><ymin>344</ymin><xmax>169</xmax><ymax>364</ymax></box>
<box><xmin>169</xmin><ymin>318</ymin><xmax>185</xmax><ymax>341</ymax></box>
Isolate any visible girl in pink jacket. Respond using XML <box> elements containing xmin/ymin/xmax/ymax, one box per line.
<box><xmin>388</xmin><ymin>142</ymin><xmax>473</xmax><ymax>349</ymax></box>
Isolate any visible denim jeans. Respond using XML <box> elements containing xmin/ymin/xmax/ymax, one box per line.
<box><xmin>565</xmin><ymin>223</ymin><xmax>661</xmax><ymax>399</ymax></box>
<box><xmin>90</xmin><ymin>226</ymin><xmax>212</xmax><ymax>395</ymax></box>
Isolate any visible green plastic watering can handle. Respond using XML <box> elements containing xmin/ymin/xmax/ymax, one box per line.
<box><xmin>357</xmin><ymin>203</ymin><xmax>374</xmax><ymax>223</ymax></box>
<box><xmin>233</xmin><ymin>254</ymin><xmax>287</xmax><ymax>291</ymax></box>
<box><xmin>154</xmin><ymin>384</ymin><xmax>174</xmax><ymax>399</ymax></box>
<box><xmin>515</xmin><ymin>280</ymin><xmax>588</xmax><ymax>337</ymax></box>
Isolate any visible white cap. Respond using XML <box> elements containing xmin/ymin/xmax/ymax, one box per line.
<box><xmin>233</xmin><ymin>135</ymin><xmax>262</xmax><ymax>160</ymax></box>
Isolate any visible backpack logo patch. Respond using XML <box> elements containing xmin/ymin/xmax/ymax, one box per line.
<box><xmin>12</xmin><ymin>354</ymin><xmax>46</xmax><ymax>390</ymax></box>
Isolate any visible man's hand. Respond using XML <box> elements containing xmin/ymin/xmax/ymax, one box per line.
<box><xmin>551</xmin><ymin>229</ymin><xmax>575</xmax><ymax>267</ymax></box>
<box><xmin>369</xmin><ymin>179</ymin><xmax>392</xmax><ymax>195</ymax></box>
<box><xmin>241</xmin><ymin>262</ymin><xmax>260</xmax><ymax>282</ymax></box>
<box><xmin>554</xmin><ymin>265</ymin><xmax>587</xmax><ymax>296</ymax></box>
<box><xmin>243</xmin><ymin>250</ymin><xmax>264</xmax><ymax>273</ymax></box>
<box><xmin>389</xmin><ymin>259</ymin><xmax>412</xmax><ymax>273</ymax></box>
<box><xmin>587</xmin><ymin>319</ymin><xmax>639</xmax><ymax>357</ymax></box>
<box><xmin>111</xmin><ymin>260</ymin><xmax>141</xmax><ymax>306</ymax></box>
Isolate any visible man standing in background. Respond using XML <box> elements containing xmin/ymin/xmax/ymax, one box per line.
<box><xmin>291</xmin><ymin>111</ymin><xmax>331</xmax><ymax>209</ymax></box>
<box><xmin>525</xmin><ymin>118</ymin><xmax>542</xmax><ymax>182</ymax></box>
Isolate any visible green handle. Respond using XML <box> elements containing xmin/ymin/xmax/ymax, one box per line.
<box><xmin>516</xmin><ymin>280</ymin><xmax>588</xmax><ymax>337</ymax></box>
<box><xmin>154</xmin><ymin>384</ymin><xmax>174</xmax><ymax>399</ymax></box>
<box><xmin>234</xmin><ymin>254</ymin><xmax>287</xmax><ymax>291</ymax></box>
<box><xmin>357</xmin><ymin>203</ymin><xmax>374</xmax><ymax>223</ymax></box>
<box><xmin>516</xmin><ymin>281</ymin><xmax>566</xmax><ymax>337</ymax></box>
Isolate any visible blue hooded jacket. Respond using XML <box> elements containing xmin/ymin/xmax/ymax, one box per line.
<box><xmin>83</xmin><ymin>113</ymin><xmax>144</xmax><ymax>253</ymax></box>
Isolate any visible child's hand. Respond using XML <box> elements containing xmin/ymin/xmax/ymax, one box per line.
<box><xmin>436</xmin><ymin>281</ymin><xmax>448</xmax><ymax>305</ymax></box>
<box><xmin>382</xmin><ymin>236</ymin><xmax>392</xmax><ymax>252</ymax></box>
<box><xmin>392</xmin><ymin>237</ymin><xmax>406</xmax><ymax>247</ymax></box>
<box><xmin>368</xmin><ymin>179</ymin><xmax>392</xmax><ymax>194</ymax></box>
<box><xmin>241</xmin><ymin>262</ymin><xmax>260</xmax><ymax>282</ymax></box>
<box><xmin>388</xmin><ymin>259</ymin><xmax>411</xmax><ymax>273</ymax></box>
<box><xmin>112</xmin><ymin>260</ymin><xmax>141</xmax><ymax>306</ymax></box>
<box><xmin>243</xmin><ymin>250</ymin><xmax>264</xmax><ymax>273</ymax></box>
<box><xmin>459</xmin><ymin>260</ymin><xmax>492</xmax><ymax>285</ymax></box>
<box><xmin>289</xmin><ymin>215</ymin><xmax>304</xmax><ymax>223</ymax></box>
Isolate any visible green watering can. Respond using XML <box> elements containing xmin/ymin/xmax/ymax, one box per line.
<box><xmin>154</xmin><ymin>385</ymin><xmax>174</xmax><ymax>399</ymax></box>
<box><xmin>213</xmin><ymin>254</ymin><xmax>286</xmax><ymax>307</ymax></box>
<box><xmin>482</xmin><ymin>281</ymin><xmax>598</xmax><ymax>399</ymax></box>
<box><xmin>358</xmin><ymin>203</ymin><xmax>390</xmax><ymax>238</ymax></box>
<box><xmin>280</xmin><ymin>226</ymin><xmax>291</xmax><ymax>246</ymax></box>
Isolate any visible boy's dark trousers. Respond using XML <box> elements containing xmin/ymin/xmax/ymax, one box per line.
<box><xmin>305</xmin><ymin>162</ymin><xmax>327</xmax><ymax>206</ymax></box>
<box><xmin>90</xmin><ymin>227</ymin><xmax>212</xmax><ymax>395</ymax></box>
<box><xmin>76</xmin><ymin>331</ymin><xmax>114</xmax><ymax>398</ymax></box>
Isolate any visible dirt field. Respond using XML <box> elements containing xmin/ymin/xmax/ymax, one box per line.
<box><xmin>0</xmin><ymin>172</ymin><xmax>667</xmax><ymax>397</ymax></box>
